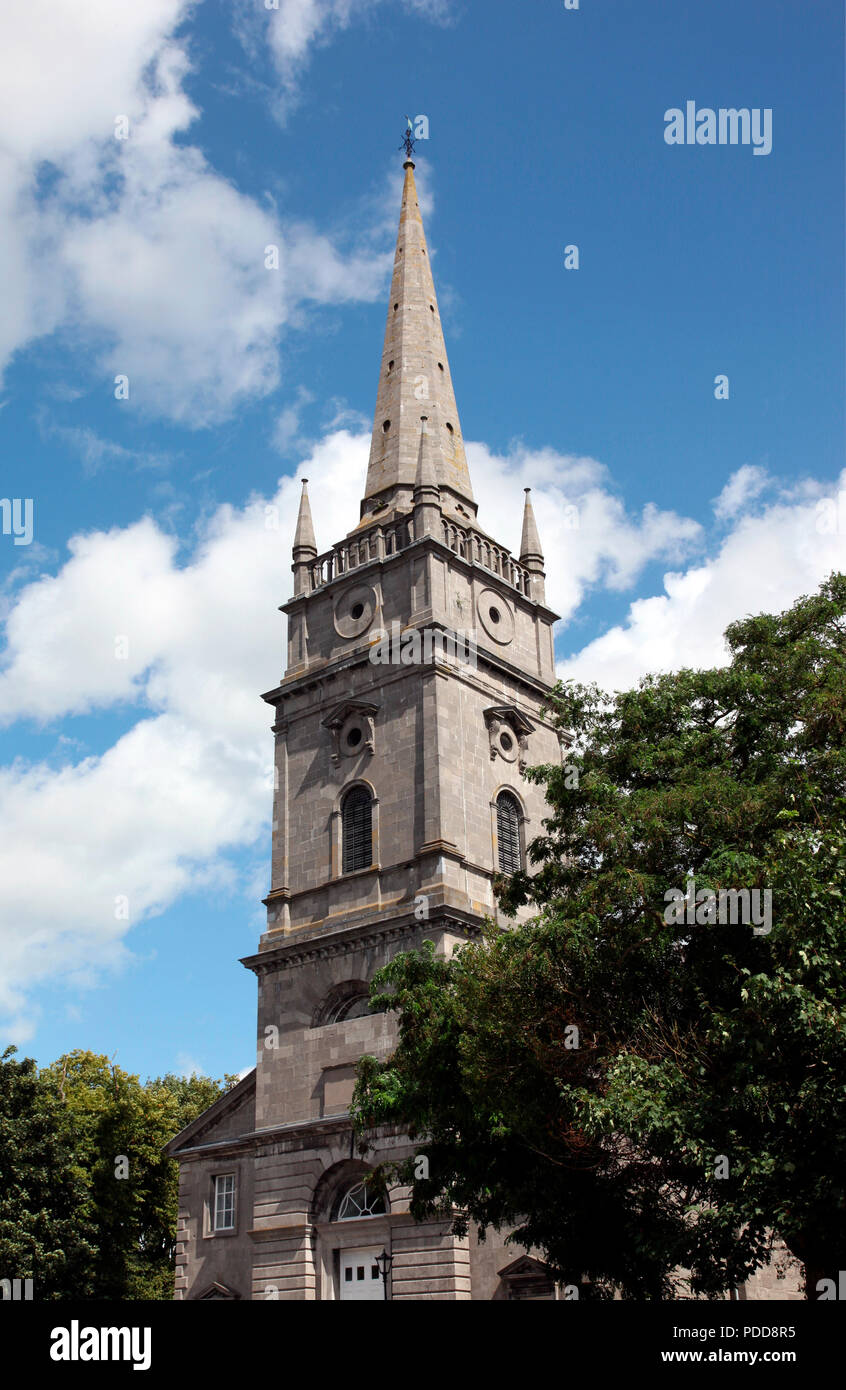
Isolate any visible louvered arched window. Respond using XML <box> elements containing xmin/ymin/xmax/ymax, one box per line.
<box><xmin>496</xmin><ymin>791</ymin><xmax>522</xmax><ymax>875</ymax></box>
<box><xmin>342</xmin><ymin>786</ymin><xmax>373</xmax><ymax>873</ymax></box>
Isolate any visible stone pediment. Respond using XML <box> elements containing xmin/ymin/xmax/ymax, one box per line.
<box><xmin>484</xmin><ymin>704</ymin><xmax>533</xmax><ymax>736</ymax></box>
<box><xmin>320</xmin><ymin>699</ymin><xmax>379</xmax><ymax>730</ymax></box>
<box><xmin>497</xmin><ymin>1255</ymin><xmax>549</xmax><ymax>1279</ymax></box>
<box><xmin>197</xmin><ymin>1281</ymin><xmax>241</xmax><ymax>1300</ymax></box>
<box><xmin>165</xmin><ymin>1068</ymin><xmax>256</xmax><ymax>1157</ymax></box>
<box><xmin>483</xmin><ymin>704</ymin><xmax>534</xmax><ymax>771</ymax></box>
<box><xmin>497</xmin><ymin>1255</ymin><xmax>557</xmax><ymax>1300</ymax></box>
<box><xmin>321</xmin><ymin>700</ymin><xmax>379</xmax><ymax>764</ymax></box>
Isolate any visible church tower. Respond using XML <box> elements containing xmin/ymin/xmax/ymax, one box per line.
<box><xmin>168</xmin><ymin>153</ymin><xmax>565</xmax><ymax>1302</ymax></box>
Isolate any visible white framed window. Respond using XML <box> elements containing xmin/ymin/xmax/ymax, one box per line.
<box><xmin>213</xmin><ymin>1173</ymin><xmax>236</xmax><ymax>1231</ymax></box>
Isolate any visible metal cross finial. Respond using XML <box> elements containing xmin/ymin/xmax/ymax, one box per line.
<box><xmin>400</xmin><ymin>116</ymin><xmax>415</xmax><ymax>160</ymax></box>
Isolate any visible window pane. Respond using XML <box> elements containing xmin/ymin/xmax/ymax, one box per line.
<box><xmin>214</xmin><ymin>1173</ymin><xmax>235</xmax><ymax>1230</ymax></box>
<box><xmin>336</xmin><ymin>1180</ymin><xmax>387</xmax><ymax>1221</ymax></box>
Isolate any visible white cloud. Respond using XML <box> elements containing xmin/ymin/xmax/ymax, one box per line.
<box><xmin>176</xmin><ymin>1053</ymin><xmax>206</xmax><ymax>1079</ymax></box>
<box><xmin>0</xmin><ymin>1</ymin><xmax>395</xmax><ymax>424</ymax></box>
<box><xmin>714</xmin><ymin>464</ymin><xmax>770</xmax><ymax>520</ymax></box>
<box><xmin>258</xmin><ymin>0</ymin><xmax>452</xmax><ymax>117</ymax></box>
<box><xmin>562</xmin><ymin>472</ymin><xmax>846</xmax><ymax>692</ymax></box>
<box><xmin>0</xmin><ymin>430</ymin><xmax>367</xmax><ymax>1034</ymax></box>
<box><xmin>272</xmin><ymin>386</ymin><xmax>315</xmax><ymax>453</ymax></box>
<box><xmin>465</xmin><ymin>442</ymin><xmax>703</xmax><ymax>622</ymax></box>
<box><xmin>37</xmin><ymin>415</ymin><xmax>171</xmax><ymax>476</ymax></box>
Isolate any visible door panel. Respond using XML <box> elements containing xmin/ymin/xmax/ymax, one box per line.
<box><xmin>339</xmin><ymin>1247</ymin><xmax>384</xmax><ymax>1301</ymax></box>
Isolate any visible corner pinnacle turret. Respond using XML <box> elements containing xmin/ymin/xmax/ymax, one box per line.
<box><xmin>291</xmin><ymin>478</ymin><xmax>317</xmax><ymax>596</ymax></box>
<box><xmin>519</xmin><ymin>488</ymin><xmax>546</xmax><ymax>602</ymax></box>
<box><xmin>362</xmin><ymin>156</ymin><xmax>475</xmax><ymax>523</ymax></box>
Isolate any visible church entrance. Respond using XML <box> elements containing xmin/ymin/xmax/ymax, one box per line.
<box><xmin>339</xmin><ymin>1247</ymin><xmax>384</xmax><ymax>1301</ymax></box>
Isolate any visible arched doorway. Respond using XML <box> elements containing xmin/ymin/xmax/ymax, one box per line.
<box><xmin>333</xmin><ymin>1178</ymin><xmax>388</xmax><ymax>1301</ymax></box>
<box><xmin>312</xmin><ymin>1163</ymin><xmax>392</xmax><ymax>1301</ymax></box>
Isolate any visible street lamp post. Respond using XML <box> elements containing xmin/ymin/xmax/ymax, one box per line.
<box><xmin>375</xmin><ymin>1248</ymin><xmax>393</xmax><ymax>1300</ymax></box>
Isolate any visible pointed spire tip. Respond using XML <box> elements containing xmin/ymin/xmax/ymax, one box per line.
<box><xmin>293</xmin><ymin>475</ymin><xmax>317</xmax><ymax>555</ymax></box>
<box><xmin>520</xmin><ymin>486</ymin><xmax>544</xmax><ymax>566</ymax></box>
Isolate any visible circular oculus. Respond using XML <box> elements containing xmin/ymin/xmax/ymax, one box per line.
<box><xmin>477</xmin><ymin>588</ymin><xmax>515</xmax><ymax>645</ymax></box>
<box><xmin>334</xmin><ymin>584</ymin><xmax>377</xmax><ymax>639</ymax></box>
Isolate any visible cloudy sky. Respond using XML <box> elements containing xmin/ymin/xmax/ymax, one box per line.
<box><xmin>0</xmin><ymin>0</ymin><xmax>843</xmax><ymax>1077</ymax></box>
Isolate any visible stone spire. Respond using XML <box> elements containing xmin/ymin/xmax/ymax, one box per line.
<box><xmin>292</xmin><ymin>478</ymin><xmax>317</xmax><ymax>596</ymax></box>
<box><xmin>362</xmin><ymin>158</ymin><xmax>475</xmax><ymax>521</ymax></box>
<box><xmin>519</xmin><ymin>488</ymin><xmax>546</xmax><ymax>602</ymax></box>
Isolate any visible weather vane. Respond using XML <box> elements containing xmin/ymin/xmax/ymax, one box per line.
<box><xmin>400</xmin><ymin>116</ymin><xmax>415</xmax><ymax>160</ymax></box>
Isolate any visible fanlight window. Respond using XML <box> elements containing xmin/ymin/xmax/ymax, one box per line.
<box><xmin>326</xmin><ymin>992</ymin><xmax>372</xmax><ymax>1024</ymax></box>
<box><xmin>335</xmin><ymin>1181</ymin><xmax>387</xmax><ymax>1222</ymax></box>
<box><xmin>342</xmin><ymin>786</ymin><xmax>373</xmax><ymax>873</ymax></box>
<box><xmin>496</xmin><ymin>791</ymin><xmax>522</xmax><ymax>875</ymax></box>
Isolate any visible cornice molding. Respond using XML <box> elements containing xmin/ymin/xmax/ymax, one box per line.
<box><xmin>241</xmin><ymin>908</ymin><xmax>482</xmax><ymax>977</ymax></box>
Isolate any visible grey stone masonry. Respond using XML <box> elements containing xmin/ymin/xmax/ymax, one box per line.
<box><xmin>364</xmin><ymin>160</ymin><xmax>473</xmax><ymax>522</ymax></box>
<box><xmin>167</xmin><ymin>149</ymin><xmax>804</xmax><ymax>1303</ymax></box>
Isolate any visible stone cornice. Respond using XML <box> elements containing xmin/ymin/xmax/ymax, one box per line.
<box><xmin>263</xmin><ymin>617</ymin><xmax>559</xmax><ymax>716</ymax></box>
<box><xmin>241</xmin><ymin>907</ymin><xmax>483</xmax><ymax>976</ymax></box>
<box><xmin>171</xmin><ymin>1114</ymin><xmax>407</xmax><ymax>1161</ymax></box>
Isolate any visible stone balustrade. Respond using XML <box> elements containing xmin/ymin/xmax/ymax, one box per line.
<box><xmin>441</xmin><ymin>520</ymin><xmax>531</xmax><ymax>596</ymax></box>
<box><xmin>306</xmin><ymin>514</ymin><xmax>531</xmax><ymax>597</ymax></box>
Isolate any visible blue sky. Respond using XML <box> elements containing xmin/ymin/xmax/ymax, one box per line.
<box><xmin>0</xmin><ymin>0</ymin><xmax>843</xmax><ymax>1082</ymax></box>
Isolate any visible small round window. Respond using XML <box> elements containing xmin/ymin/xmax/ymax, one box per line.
<box><xmin>499</xmin><ymin>731</ymin><xmax>513</xmax><ymax>752</ymax></box>
<box><xmin>346</xmin><ymin>726</ymin><xmax>363</xmax><ymax>749</ymax></box>
<box><xmin>489</xmin><ymin>607</ymin><xmax>501</xmax><ymax>624</ymax></box>
<box><xmin>350</xmin><ymin>602</ymin><xmax>365</xmax><ymax>620</ymax></box>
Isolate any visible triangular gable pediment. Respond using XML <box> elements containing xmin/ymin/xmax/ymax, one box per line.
<box><xmin>320</xmin><ymin>699</ymin><xmax>379</xmax><ymax>730</ymax></box>
<box><xmin>165</xmin><ymin>1068</ymin><xmax>256</xmax><ymax>1157</ymax></box>
<box><xmin>483</xmin><ymin>704</ymin><xmax>534</xmax><ymax>737</ymax></box>
<box><xmin>497</xmin><ymin>1255</ymin><xmax>551</xmax><ymax>1280</ymax></box>
<box><xmin>196</xmin><ymin>1281</ymin><xmax>240</xmax><ymax>1300</ymax></box>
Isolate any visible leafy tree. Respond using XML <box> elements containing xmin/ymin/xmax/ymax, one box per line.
<box><xmin>0</xmin><ymin>1046</ymin><xmax>95</xmax><ymax>1299</ymax></box>
<box><xmin>0</xmin><ymin>1046</ymin><xmax>234</xmax><ymax>1299</ymax></box>
<box><xmin>353</xmin><ymin>573</ymin><xmax>846</xmax><ymax>1299</ymax></box>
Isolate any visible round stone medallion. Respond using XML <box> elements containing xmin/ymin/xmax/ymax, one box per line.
<box><xmin>334</xmin><ymin>584</ymin><xmax>377</xmax><ymax>639</ymax></box>
<box><xmin>476</xmin><ymin>588</ymin><xmax>514</xmax><ymax>645</ymax></box>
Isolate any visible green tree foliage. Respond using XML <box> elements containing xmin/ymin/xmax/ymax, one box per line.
<box><xmin>0</xmin><ymin>1046</ymin><xmax>95</xmax><ymax>1298</ymax></box>
<box><xmin>0</xmin><ymin>1047</ymin><xmax>235</xmax><ymax>1299</ymax></box>
<box><xmin>353</xmin><ymin>574</ymin><xmax>846</xmax><ymax>1299</ymax></box>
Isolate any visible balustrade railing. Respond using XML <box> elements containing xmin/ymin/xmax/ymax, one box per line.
<box><xmin>306</xmin><ymin>514</ymin><xmax>530</xmax><ymax>597</ymax></box>
<box><xmin>440</xmin><ymin>521</ymin><xmax>531</xmax><ymax>596</ymax></box>
<box><xmin>309</xmin><ymin>520</ymin><xmax>413</xmax><ymax>591</ymax></box>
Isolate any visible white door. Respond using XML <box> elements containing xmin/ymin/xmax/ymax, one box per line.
<box><xmin>339</xmin><ymin>1247</ymin><xmax>384</xmax><ymax>1301</ymax></box>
